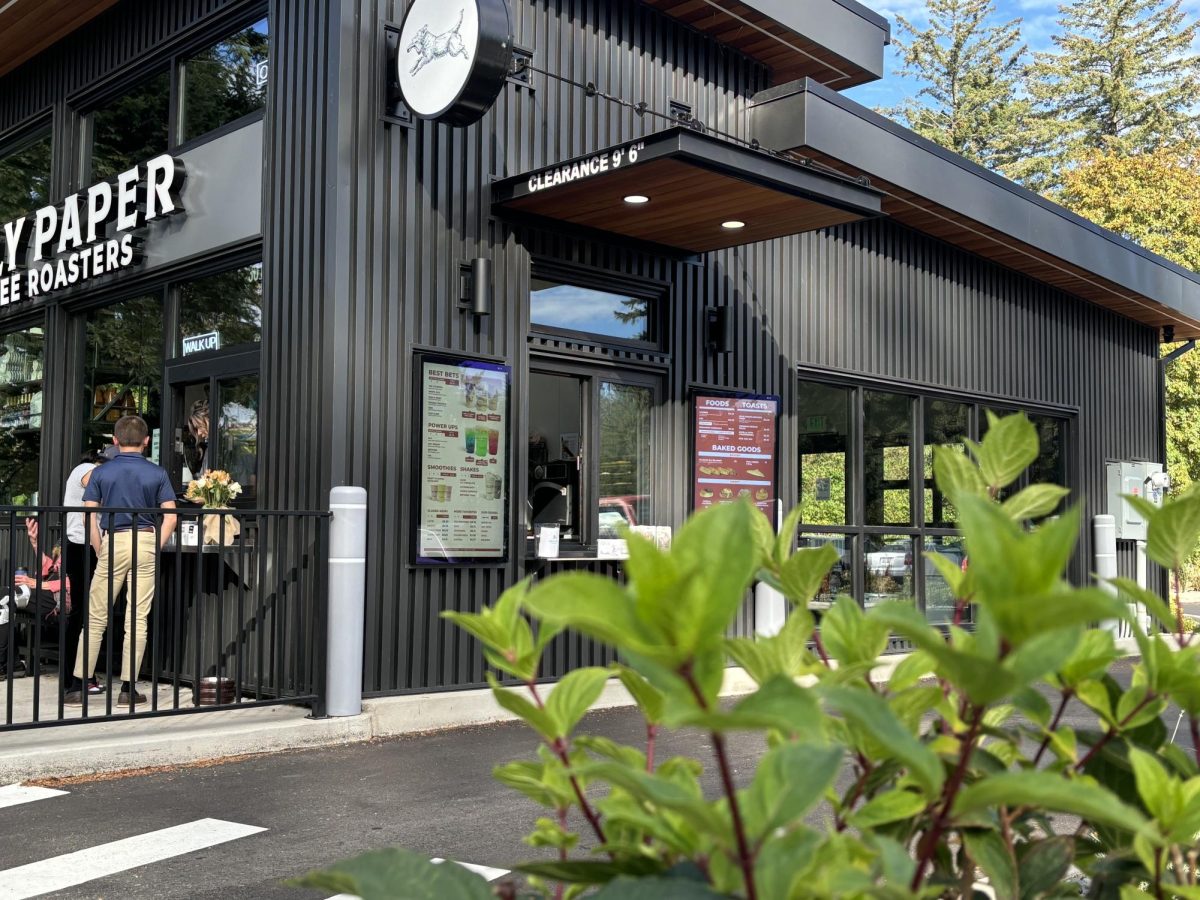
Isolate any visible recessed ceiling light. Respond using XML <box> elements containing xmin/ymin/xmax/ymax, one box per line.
<box><xmin>624</xmin><ymin>194</ymin><xmax>650</xmax><ymax>205</ymax></box>
<box><xmin>722</xmin><ymin>220</ymin><xmax>746</xmax><ymax>230</ymax></box>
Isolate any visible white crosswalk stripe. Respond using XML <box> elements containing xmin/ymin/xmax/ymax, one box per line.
<box><xmin>325</xmin><ymin>858</ymin><xmax>511</xmax><ymax>899</ymax></box>
<box><xmin>0</xmin><ymin>785</ymin><xmax>68</xmax><ymax>810</ymax></box>
<box><xmin>0</xmin><ymin>817</ymin><xmax>266</xmax><ymax>900</ymax></box>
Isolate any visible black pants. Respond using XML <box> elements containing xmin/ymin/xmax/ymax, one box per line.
<box><xmin>62</xmin><ymin>541</ymin><xmax>97</xmax><ymax>682</ymax></box>
<box><xmin>0</xmin><ymin>592</ymin><xmax>60</xmax><ymax>672</ymax></box>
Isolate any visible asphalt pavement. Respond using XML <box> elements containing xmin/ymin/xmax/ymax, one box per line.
<box><xmin>0</xmin><ymin>658</ymin><xmax>1191</xmax><ymax>899</ymax></box>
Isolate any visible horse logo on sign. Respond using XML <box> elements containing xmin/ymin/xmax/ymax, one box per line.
<box><xmin>406</xmin><ymin>9</ymin><xmax>470</xmax><ymax>75</ymax></box>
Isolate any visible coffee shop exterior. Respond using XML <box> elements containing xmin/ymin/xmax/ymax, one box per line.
<box><xmin>0</xmin><ymin>0</ymin><xmax>1197</xmax><ymax>703</ymax></box>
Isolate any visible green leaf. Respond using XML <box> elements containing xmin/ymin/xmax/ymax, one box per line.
<box><xmin>776</xmin><ymin>545</ymin><xmax>839</xmax><ymax>606</ymax></box>
<box><xmin>488</xmin><ymin>673</ymin><xmax>557</xmax><ymax>741</ymax></box>
<box><xmin>1142</xmin><ymin>483</ymin><xmax>1200</xmax><ymax>570</ymax></box>
<box><xmin>753</xmin><ymin>827</ymin><xmax>821</xmax><ymax>900</ymax></box>
<box><xmin>1056</xmin><ymin>629</ymin><xmax>1120</xmax><ymax>687</ymax></box>
<box><xmin>821</xmin><ymin>683</ymin><xmax>945</xmax><ymax>796</ymax></box>
<box><xmin>514</xmin><ymin>858</ymin><xmax>666</xmax><ymax>884</ymax></box>
<box><xmin>1112</xmin><ymin>577</ymin><xmax>1176</xmax><ymax>634</ymax></box>
<box><xmin>589</xmin><ymin>876</ymin><xmax>728</xmax><ymax>899</ymax></box>
<box><xmin>775</xmin><ymin>505</ymin><xmax>806</xmax><ymax>567</ymax></box>
<box><xmin>823</xmin><ymin>596</ymin><xmax>889</xmax><ymax>669</ymax></box>
<box><xmin>887</xmin><ymin>648</ymin><xmax>934</xmax><ymax>691</ymax></box>
<box><xmin>953</xmin><ymin>771</ymin><xmax>1151</xmax><ymax>836</ymax></box>
<box><xmin>1012</xmin><ymin>686</ymin><xmax>1052</xmax><ymax>727</ymax></box>
<box><xmin>933</xmin><ymin>444</ymin><xmax>987</xmax><ymax>501</ymax></box>
<box><xmin>523</xmin><ymin>573</ymin><xmax>654</xmax><ymax>654</ymax></box>
<box><xmin>724</xmin><ymin>612</ymin><xmax>815</xmax><ymax>685</ymax></box>
<box><xmin>745</xmin><ymin>741</ymin><xmax>843</xmax><ymax>839</ymax></box>
<box><xmin>291</xmin><ymin>848</ymin><xmax>495</xmax><ymax>900</ymax></box>
<box><xmin>1074</xmin><ymin>679</ymin><xmax>1114</xmax><ymax>726</ymax></box>
<box><xmin>848</xmin><ymin>788</ymin><xmax>928</xmax><ymax>829</ymax></box>
<box><xmin>671</xmin><ymin>675</ymin><xmax>823</xmax><ymax>737</ymax></box>
<box><xmin>546</xmin><ymin>666</ymin><xmax>609</xmax><ymax>738</ymax></box>
<box><xmin>580</xmin><ymin>762</ymin><xmax>727</xmax><ymax>837</ymax></box>
<box><xmin>442</xmin><ymin>580</ymin><xmax>539</xmax><ymax>680</ymax></box>
<box><xmin>1128</xmin><ymin>746</ymin><xmax>1174</xmax><ymax>822</ymax></box>
<box><xmin>925</xmin><ymin>549</ymin><xmax>968</xmax><ymax>598</ymax></box>
<box><xmin>494</xmin><ymin>759</ymin><xmax>573</xmax><ymax>808</ymax></box>
<box><xmin>1002</xmin><ymin>627</ymin><xmax>1081</xmax><ymax>687</ymax></box>
<box><xmin>963</xmin><ymin>830</ymin><xmax>1017</xmax><ymax>900</ymax></box>
<box><xmin>974</xmin><ymin>411</ymin><xmax>1039</xmax><ymax>493</ymax></box>
<box><xmin>611</xmin><ymin>663</ymin><xmax>665</xmax><ymax>724</ymax></box>
<box><xmin>1016</xmin><ymin>836</ymin><xmax>1073</xmax><ymax>900</ymax></box>
<box><xmin>1002</xmin><ymin>484</ymin><xmax>1070</xmax><ymax>522</ymax></box>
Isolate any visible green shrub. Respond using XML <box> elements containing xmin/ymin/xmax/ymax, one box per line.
<box><xmin>298</xmin><ymin>413</ymin><xmax>1200</xmax><ymax>899</ymax></box>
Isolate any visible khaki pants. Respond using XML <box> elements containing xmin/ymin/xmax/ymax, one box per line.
<box><xmin>74</xmin><ymin>530</ymin><xmax>158</xmax><ymax>683</ymax></box>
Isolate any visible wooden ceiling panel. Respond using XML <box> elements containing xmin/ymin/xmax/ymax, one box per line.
<box><xmin>0</xmin><ymin>0</ymin><xmax>119</xmax><ymax>79</ymax></box>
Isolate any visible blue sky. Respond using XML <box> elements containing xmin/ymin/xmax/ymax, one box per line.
<box><xmin>844</xmin><ymin>0</ymin><xmax>1200</xmax><ymax>112</ymax></box>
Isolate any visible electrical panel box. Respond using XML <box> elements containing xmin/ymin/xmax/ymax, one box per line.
<box><xmin>1106</xmin><ymin>461</ymin><xmax>1167</xmax><ymax>541</ymax></box>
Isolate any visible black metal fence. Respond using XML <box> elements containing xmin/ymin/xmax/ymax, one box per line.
<box><xmin>1</xmin><ymin>506</ymin><xmax>330</xmax><ymax>731</ymax></box>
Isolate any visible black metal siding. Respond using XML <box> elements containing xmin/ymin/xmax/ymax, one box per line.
<box><xmin>0</xmin><ymin>0</ymin><xmax>1165</xmax><ymax>695</ymax></box>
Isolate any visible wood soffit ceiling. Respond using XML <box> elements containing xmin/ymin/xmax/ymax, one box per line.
<box><xmin>642</xmin><ymin>0</ymin><xmax>877</xmax><ymax>89</ymax></box>
<box><xmin>0</xmin><ymin>0</ymin><xmax>119</xmax><ymax>79</ymax></box>
<box><xmin>795</xmin><ymin>150</ymin><xmax>1200</xmax><ymax>339</ymax></box>
<box><xmin>492</xmin><ymin>131</ymin><xmax>882</xmax><ymax>255</ymax></box>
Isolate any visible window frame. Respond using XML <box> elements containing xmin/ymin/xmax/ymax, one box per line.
<box><xmin>795</xmin><ymin>367</ymin><xmax>1077</xmax><ymax>621</ymax></box>
<box><xmin>528</xmin><ymin>260</ymin><xmax>666</xmax><ymax>352</ymax></box>
<box><xmin>525</xmin><ymin>355</ymin><xmax>663</xmax><ymax>557</ymax></box>
<box><xmin>0</xmin><ymin>119</ymin><xmax>55</xmax><ymax>223</ymax></box>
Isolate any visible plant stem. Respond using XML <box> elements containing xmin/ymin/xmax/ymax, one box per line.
<box><xmin>527</xmin><ymin>681</ymin><xmax>610</xmax><ymax>849</ymax></box>
<box><xmin>1032</xmin><ymin>688</ymin><xmax>1074</xmax><ymax>766</ymax></box>
<box><xmin>812</xmin><ymin>628</ymin><xmax>833</xmax><ymax>668</ymax></box>
<box><xmin>1191</xmin><ymin>716</ymin><xmax>1200</xmax><ymax>769</ymax></box>
<box><xmin>555</xmin><ymin>806</ymin><xmax>569</xmax><ymax>900</ymax></box>
<box><xmin>645</xmin><ymin>723</ymin><xmax>658</xmax><ymax>773</ymax></box>
<box><xmin>835</xmin><ymin>757</ymin><xmax>874</xmax><ymax>832</ymax></box>
<box><xmin>681</xmin><ymin>666</ymin><xmax>758</xmax><ymax>900</ymax></box>
<box><xmin>1075</xmin><ymin>693</ymin><xmax>1158</xmax><ymax>772</ymax></box>
<box><xmin>911</xmin><ymin>705</ymin><xmax>986</xmax><ymax>891</ymax></box>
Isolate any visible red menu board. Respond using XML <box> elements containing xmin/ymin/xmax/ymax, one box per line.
<box><xmin>693</xmin><ymin>393</ymin><xmax>779</xmax><ymax>517</ymax></box>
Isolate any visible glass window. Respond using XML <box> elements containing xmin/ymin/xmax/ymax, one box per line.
<box><xmin>798</xmin><ymin>381</ymin><xmax>852</xmax><ymax>526</ymax></box>
<box><xmin>0</xmin><ymin>326</ymin><xmax>44</xmax><ymax>504</ymax></box>
<box><xmin>82</xmin><ymin>295</ymin><xmax>164</xmax><ymax>458</ymax></box>
<box><xmin>217</xmin><ymin>374</ymin><xmax>259</xmax><ymax>499</ymax></box>
<box><xmin>598</xmin><ymin>382</ymin><xmax>653</xmax><ymax>537</ymax></box>
<box><xmin>864</xmin><ymin>391</ymin><xmax>913</xmax><ymax>526</ymax></box>
<box><xmin>924</xmin><ymin>398</ymin><xmax>970</xmax><ymax>526</ymax></box>
<box><xmin>176</xmin><ymin>264</ymin><xmax>263</xmax><ymax>355</ymax></box>
<box><xmin>527</xmin><ymin>373</ymin><xmax>584</xmax><ymax>542</ymax></box>
<box><xmin>180</xmin><ymin>18</ymin><xmax>270</xmax><ymax>143</ymax></box>
<box><xmin>530</xmin><ymin>278</ymin><xmax>653</xmax><ymax>342</ymax></box>
<box><xmin>863</xmin><ymin>534</ymin><xmax>914</xmax><ymax>609</ymax></box>
<box><xmin>0</xmin><ymin>130</ymin><xmax>52</xmax><ymax>223</ymax></box>
<box><xmin>923</xmin><ymin>534</ymin><xmax>969</xmax><ymax>624</ymax></box>
<box><xmin>1028</xmin><ymin>414</ymin><xmax>1066</xmax><ymax>488</ymax></box>
<box><xmin>799</xmin><ymin>533</ymin><xmax>853</xmax><ymax>608</ymax></box>
<box><xmin>89</xmin><ymin>71</ymin><xmax>171</xmax><ymax>181</ymax></box>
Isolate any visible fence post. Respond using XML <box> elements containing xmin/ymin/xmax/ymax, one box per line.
<box><xmin>326</xmin><ymin>487</ymin><xmax>367</xmax><ymax>717</ymax></box>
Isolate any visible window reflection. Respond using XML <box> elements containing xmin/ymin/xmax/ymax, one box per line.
<box><xmin>181</xmin><ymin>18</ymin><xmax>269</xmax><ymax>142</ymax></box>
<box><xmin>218</xmin><ymin>375</ymin><xmax>258</xmax><ymax>499</ymax></box>
<box><xmin>527</xmin><ymin>373</ymin><xmax>583</xmax><ymax>541</ymax></box>
<box><xmin>530</xmin><ymin>279</ymin><xmax>652</xmax><ymax>342</ymax></box>
<box><xmin>798</xmin><ymin>381</ymin><xmax>851</xmax><ymax>525</ymax></box>
<box><xmin>798</xmin><ymin>533</ymin><xmax>852</xmax><ymax>609</ymax></box>
<box><xmin>923</xmin><ymin>535</ymin><xmax>969</xmax><ymax>624</ymax></box>
<box><xmin>0</xmin><ymin>326</ymin><xmax>44</xmax><ymax>504</ymax></box>
<box><xmin>864</xmin><ymin>391</ymin><xmax>913</xmax><ymax>526</ymax></box>
<box><xmin>89</xmin><ymin>72</ymin><xmax>170</xmax><ymax>181</ymax></box>
<box><xmin>863</xmin><ymin>534</ymin><xmax>914</xmax><ymax>609</ymax></box>
<box><xmin>598</xmin><ymin>383</ymin><xmax>652</xmax><ymax>537</ymax></box>
<box><xmin>0</xmin><ymin>131</ymin><xmax>52</xmax><ymax>222</ymax></box>
<box><xmin>177</xmin><ymin>264</ymin><xmax>263</xmax><ymax>354</ymax></box>
<box><xmin>82</xmin><ymin>296</ymin><xmax>163</xmax><ymax>458</ymax></box>
<box><xmin>924</xmin><ymin>398</ymin><xmax>970</xmax><ymax>526</ymax></box>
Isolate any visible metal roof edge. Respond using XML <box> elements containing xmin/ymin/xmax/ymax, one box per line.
<box><xmin>785</xmin><ymin>79</ymin><xmax>1200</xmax><ymax>305</ymax></box>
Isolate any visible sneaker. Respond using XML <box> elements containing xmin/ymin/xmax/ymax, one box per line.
<box><xmin>1</xmin><ymin>660</ymin><xmax>27</xmax><ymax>679</ymax></box>
<box><xmin>64</xmin><ymin>689</ymin><xmax>83</xmax><ymax>705</ymax></box>
<box><xmin>118</xmin><ymin>689</ymin><xmax>147</xmax><ymax>706</ymax></box>
<box><xmin>87</xmin><ymin>678</ymin><xmax>103</xmax><ymax>695</ymax></box>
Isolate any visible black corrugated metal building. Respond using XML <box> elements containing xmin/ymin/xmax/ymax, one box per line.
<box><xmin>0</xmin><ymin>0</ymin><xmax>1197</xmax><ymax>696</ymax></box>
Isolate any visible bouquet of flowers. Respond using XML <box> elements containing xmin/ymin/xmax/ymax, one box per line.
<box><xmin>185</xmin><ymin>470</ymin><xmax>243</xmax><ymax>508</ymax></box>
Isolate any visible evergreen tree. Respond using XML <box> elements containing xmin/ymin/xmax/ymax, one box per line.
<box><xmin>1028</xmin><ymin>0</ymin><xmax>1200</xmax><ymax>188</ymax></box>
<box><xmin>888</xmin><ymin>0</ymin><xmax>1032</xmax><ymax>179</ymax></box>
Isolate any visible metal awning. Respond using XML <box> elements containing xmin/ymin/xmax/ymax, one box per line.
<box><xmin>0</xmin><ymin>0</ymin><xmax>118</xmax><ymax>79</ymax></box>
<box><xmin>492</xmin><ymin>127</ymin><xmax>882</xmax><ymax>255</ymax></box>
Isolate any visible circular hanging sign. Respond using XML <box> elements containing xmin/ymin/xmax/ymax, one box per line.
<box><xmin>397</xmin><ymin>0</ymin><xmax>513</xmax><ymax>127</ymax></box>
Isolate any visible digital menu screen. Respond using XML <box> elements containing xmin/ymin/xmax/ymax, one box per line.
<box><xmin>416</xmin><ymin>356</ymin><xmax>510</xmax><ymax>563</ymax></box>
<box><xmin>692</xmin><ymin>392</ymin><xmax>779</xmax><ymax>518</ymax></box>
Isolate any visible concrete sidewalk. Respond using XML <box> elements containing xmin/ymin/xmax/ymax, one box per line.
<box><xmin>0</xmin><ymin>638</ymin><xmax>1146</xmax><ymax>783</ymax></box>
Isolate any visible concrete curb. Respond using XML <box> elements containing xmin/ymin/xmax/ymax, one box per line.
<box><xmin>0</xmin><ymin>636</ymin><xmax>1152</xmax><ymax>782</ymax></box>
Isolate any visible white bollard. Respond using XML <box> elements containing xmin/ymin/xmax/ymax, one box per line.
<box><xmin>1094</xmin><ymin>515</ymin><xmax>1120</xmax><ymax>634</ymax></box>
<box><xmin>326</xmin><ymin>486</ymin><xmax>367</xmax><ymax>717</ymax></box>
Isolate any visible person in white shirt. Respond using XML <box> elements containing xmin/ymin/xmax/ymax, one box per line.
<box><xmin>60</xmin><ymin>447</ymin><xmax>116</xmax><ymax>695</ymax></box>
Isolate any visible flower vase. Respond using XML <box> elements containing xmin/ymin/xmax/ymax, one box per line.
<box><xmin>201</xmin><ymin>508</ymin><xmax>241</xmax><ymax>545</ymax></box>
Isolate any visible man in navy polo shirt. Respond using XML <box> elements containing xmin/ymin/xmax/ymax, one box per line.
<box><xmin>66</xmin><ymin>416</ymin><xmax>177</xmax><ymax>707</ymax></box>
